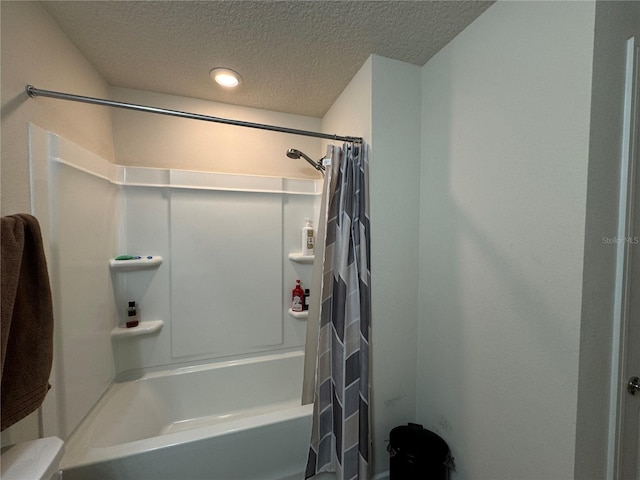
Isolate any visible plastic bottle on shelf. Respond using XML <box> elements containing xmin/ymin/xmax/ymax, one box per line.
<box><xmin>291</xmin><ymin>280</ymin><xmax>305</xmax><ymax>312</ymax></box>
<box><xmin>302</xmin><ymin>218</ymin><xmax>314</xmax><ymax>256</ymax></box>
<box><xmin>126</xmin><ymin>301</ymin><xmax>139</xmax><ymax>328</ymax></box>
<box><xmin>303</xmin><ymin>289</ymin><xmax>310</xmax><ymax>311</ymax></box>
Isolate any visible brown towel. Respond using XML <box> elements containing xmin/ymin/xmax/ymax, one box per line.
<box><xmin>1</xmin><ymin>214</ymin><xmax>54</xmax><ymax>431</ymax></box>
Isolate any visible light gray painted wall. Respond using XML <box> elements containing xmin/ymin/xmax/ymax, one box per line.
<box><xmin>417</xmin><ymin>2</ymin><xmax>595</xmax><ymax>478</ymax></box>
<box><xmin>0</xmin><ymin>1</ymin><xmax>115</xmax><ymax>216</ymax></box>
<box><xmin>576</xmin><ymin>2</ymin><xmax>640</xmax><ymax>478</ymax></box>
<box><xmin>370</xmin><ymin>55</ymin><xmax>422</xmax><ymax>473</ymax></box>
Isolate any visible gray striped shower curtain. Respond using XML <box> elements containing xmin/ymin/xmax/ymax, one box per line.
<box><xmin>305</xmin><ymin>142</ymin><xmax>371</xmax><ymax>480</ymax></box>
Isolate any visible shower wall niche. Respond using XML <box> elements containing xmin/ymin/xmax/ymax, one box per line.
<box><xmin>30</xmin><ymin>125</ymin><xmax>321</xmax><ymax>439</ymax></box>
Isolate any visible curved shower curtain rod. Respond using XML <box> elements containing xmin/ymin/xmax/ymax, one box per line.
<box><xmin>25</xmin><ymin>85</ymin><xmax>364</xmax><ymax>144</ymax></box>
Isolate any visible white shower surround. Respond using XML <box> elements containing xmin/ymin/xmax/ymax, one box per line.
<box><xmin>30</xmin><ymin>125</ymin><xmax>321</xmax><ymax>442</ymax></box>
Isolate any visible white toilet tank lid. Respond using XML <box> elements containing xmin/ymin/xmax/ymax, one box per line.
<box><xmin>1</xmin><ymin>436</ymin><xmax>64</xmax><ymax>480</ymax></box>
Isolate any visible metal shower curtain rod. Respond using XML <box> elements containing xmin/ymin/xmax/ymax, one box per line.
<box><xmin>25</xmin><ymin>85</ymin><xmax>363</xmax><ymax>144</ymax></box>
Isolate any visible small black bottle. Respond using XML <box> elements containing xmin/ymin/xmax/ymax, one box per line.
<box><xmin>126</xmin><ymin>301</ymin><xmax>139</xmax><ymax>328</ymax></box>
<box><xmin>303</xmin><ymin>289</ymin><xmax>310</xmax><ymax>311</ymax></box>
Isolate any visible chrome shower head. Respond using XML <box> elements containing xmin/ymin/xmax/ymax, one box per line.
<box><xmin>286</xmin><ymin>148</ymin><xmax>302</xmax><ymax>160</ymax></box>
<box><xmin>286</xmin><ymin>148</ymin><xmax>325</xmax><ymax>174</ymax></box>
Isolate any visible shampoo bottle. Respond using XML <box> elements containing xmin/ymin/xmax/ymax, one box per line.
<box><xmin>126</xmin><ymin>301</ymin><xmax>139</xmax><ymax>328</ymax></box>
<box><xmin>302</xmin><ymin>218</ymin><xmax>314</xmax><ymax>256</ymax></box>
<box><xmin>303</xmin><ymin>289</ymin><xmax>310</xmax><ymax>311</ymax></box>
<box><xmin>291</xmin><ymin>279</ymin><xmax>305</xmax><ymax>312</ymax></box>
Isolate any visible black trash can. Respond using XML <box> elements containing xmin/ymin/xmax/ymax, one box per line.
<box><xmin>388</xmin><ymin>423</ymin><xmax>452</xmax><ymax>479</ymax></box>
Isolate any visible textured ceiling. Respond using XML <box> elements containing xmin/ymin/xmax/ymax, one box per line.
<box><xmin>41</xmin><ymin>1</ymin><xmax>494</xmax><ymax>118</ymax></box>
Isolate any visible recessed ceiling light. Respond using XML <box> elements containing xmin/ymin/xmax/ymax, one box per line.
<box><xmin>210</xmin><ymin>68</ymin><xmax>242</xmax><ymax>88</ymax></box>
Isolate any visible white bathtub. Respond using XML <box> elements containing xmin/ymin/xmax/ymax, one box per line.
<box><xmin>61</xmin><ymin>350</ymin><xmax>313</xmax><ymax>480</ymax></box>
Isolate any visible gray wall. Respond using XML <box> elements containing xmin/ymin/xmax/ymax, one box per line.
<box><xmin>417</xmin><ymin>2</ymin><xmax>595</xmax><ymax>478</ymax></box>
<box><xmin>370</xmin><ymin>55</ymin><xmax>421</xmax><ymax>473</ymax></box>
<box><xmin>1</xmin><ymin>1</ymin><xmax>115</xmax><ymax>215</ymax></box>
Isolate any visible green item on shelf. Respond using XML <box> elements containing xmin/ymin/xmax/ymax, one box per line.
<box><xmin>115</xmin><ymin>255</ymin><xmax>138</xmax><ymax>261</ymax></box>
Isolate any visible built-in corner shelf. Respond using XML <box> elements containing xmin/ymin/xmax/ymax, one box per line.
<box><xmin>288</xmin><ymin>252</ymin><xmax>312</xmax><ymax>319</ymax></box>
<box><xmin>109</xmin><ymin>255</ymin><xmax>163</xmax><ymax>271</ymax></box>
<box><xmin>288</xmin><ymin>308</ymin><xmax>309</xmax><ymax>320</ymax></box>
<box><xmin>111</xmin><ymin>320</ymin><xmax>164</xmax><ymax>339</ymax></box>
<box><xmin>288</xmin><ymin>253</ymin><xmax>314</xmax><ymax>264</ymax></box>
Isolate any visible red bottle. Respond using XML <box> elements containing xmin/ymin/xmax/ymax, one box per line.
<box><xmin>291</xmin><ymin>279</ymin><xmax>305</xmax><ymax>312</ymax></box>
